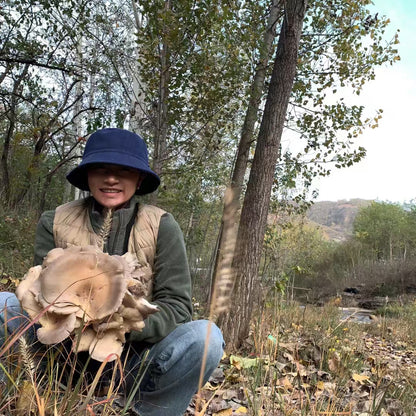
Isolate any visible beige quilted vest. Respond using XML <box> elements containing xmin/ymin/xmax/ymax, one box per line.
<box><xmin>53</xmin><ymin>198</ymin><xmax>166</xmax><ymax>295</ymax></box>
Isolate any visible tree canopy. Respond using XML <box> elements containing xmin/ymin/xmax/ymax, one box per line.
<box><xmin>0</xmin><ymin>0</ymin><xmax>401</xmax><ymax>347</ymax></box>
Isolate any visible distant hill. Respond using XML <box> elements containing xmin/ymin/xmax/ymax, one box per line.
<box><xmin>306</xmin><ymin>199</ymin><xmax>373</xmax><ymax>241</ymax></box>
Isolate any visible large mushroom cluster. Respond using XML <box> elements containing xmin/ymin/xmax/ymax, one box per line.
<box><xmin>16</xmin><ymin>245</ymin><xmax>158</xmax><ymax>362</ymax></box>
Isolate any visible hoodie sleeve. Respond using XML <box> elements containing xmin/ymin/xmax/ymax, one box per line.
<box><xmin>129</xmin><ymin>213</ymin><xmax>193</xmax><ymax>344</ymax></box>
<box><xmin>33</xmin><ymin>210</ymin><xmax>56</xmax><ymax>266</ymax></box>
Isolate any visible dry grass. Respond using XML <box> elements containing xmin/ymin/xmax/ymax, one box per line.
<box><xmin>219</xmin><ymin>298</ymin><xmax>416</xmax><ymax>415</ymax></box>
<box><xmin>2</xmin><ymin>300</ymin><xmax>416</xmax><ymax>415</ymax></box>
<box><xmin>0</xmin><ymin>322</ymin><xmax>142</xmax><ymax>416</ymax></box>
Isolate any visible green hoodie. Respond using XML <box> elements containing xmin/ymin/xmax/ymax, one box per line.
<box><xmin>33</xmin><ymin>196</ymin><xmax>193</xmax><ymax>346</ymax></box>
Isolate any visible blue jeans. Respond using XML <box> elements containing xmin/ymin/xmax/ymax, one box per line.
<box><xmin>0</xmin><ymin>292</ymin><xmax>224</xmax><ymax>416</ymax></box>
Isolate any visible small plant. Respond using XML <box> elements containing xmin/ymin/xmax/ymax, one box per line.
<box><xmin>0</xmin><ymin>209</ymin><xmax>37</xmax><ymax>286</ymax></box>
<box><xmin>0</xmin><ymin>320</ymin><xmax>151</xmax><ymax>415</ymax></box>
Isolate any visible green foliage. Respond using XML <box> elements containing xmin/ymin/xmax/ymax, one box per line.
<box><xmin>276</xmin><ymin>0</ymin><xmax>400</xmax><ymax>201</ymax></box>
<box><xmin>260</xmin><ymin>200</ymin><xmax>416</xmax><ymax>303</ymax></box>
<box><xmin>353</xmin><ymin>202</ymin><xmax>415</xmax><ymax>261</ymax></box>
<box><xmin>1</xmin><ymin>0</ymin><xmax>401</xmax><ymax>217</ymax></box>
<box><xmin>134</xmin><ymin>0</ymin><xmax>265</xmax><ymax>185</ymax></box>
<box><xmin>0</xmin><ymin>208</ymin><xmax>36</xmax><ymax>282</ymax></box>
<box><xmin>262</xmin><ymin>214</ymin><xmax>332</xmax><ymax>297</ymax></box>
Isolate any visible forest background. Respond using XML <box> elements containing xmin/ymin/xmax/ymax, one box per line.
<box><xmin>1</xmin><ymin>0</ymin><xmax>415</xmax><ymax>354</ymax></box>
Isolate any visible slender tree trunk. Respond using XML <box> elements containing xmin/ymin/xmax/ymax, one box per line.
<box><xmin>219</xmin><ymin>0</ymin><xmax>308</xmax><ymax>350</ymax></box>
<box><xmin>152</xmin><ymin>34</ymin><xmax>169</xmax><ymax>175</ymax></box>
<box><xmin>231</xmin><ymin>0</ymin><xmax>283</xmax><ymax>199</ymax></box>
<box><xmin>1</xmin><ymin>64</ymin><xmax>29</xmax><ymax>205</ymax></box>
<box><xmin>148</xmin><ymin>0</ymin><xmax>170</xmax><ymax>203</ymax></box>
<box><xmin>209</xmin><ymin>0</ymin><xmax>283</xmax><ymax>304</ymax></box>
<box><xmin>129</xmin><ymin>0</ymin><xmax>148</xmax><ymax>134</ymax></box>
<box><xmin>73</xmin><ymin>37</ymin><xmax>84</xmax><ymax>202</ymax></box>
<box><xmin>12</xmin><ymin>130</ymin><xmax>48</xmax><ymax>206</ymax></box>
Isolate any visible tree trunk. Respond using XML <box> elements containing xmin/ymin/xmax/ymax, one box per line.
<box><xmin>129</xmin><ymin>0</ymin><xmax>148</xmax><ymax>134</ymax></box>
<box><xmin>1</xmin><ymin>64</ymin><xmax>29</xmax><ymax>205</ymax></box>
<box><xmin>219</xmin><ymin>0</ymin><xmax>308</xmax><ymax>350</ymax></box>
<box><xmin>209</xmin><ymin>0</ymin><xmax>283</xmax><ymax>305</ymax></box>
<box><xmin>148</xmin><ymin>0</ymin><xmax>170</xmax><ymax>203</ymax></box>
<box><xmin>231</xmin><ymin>0</ymin><xmax>283</xmax><ymax>200</ymax></box>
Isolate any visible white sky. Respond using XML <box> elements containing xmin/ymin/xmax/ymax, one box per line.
<box><xmin>309</xmin><ymin>0</ymin><xmax>416</xmax><ymax>203</ymax></box>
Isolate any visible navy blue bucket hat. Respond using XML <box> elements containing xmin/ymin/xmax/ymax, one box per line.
<box><xmin>66</xmin><ymin>128</ymin><xmax>160</xmax><ymax>195</ymax></box>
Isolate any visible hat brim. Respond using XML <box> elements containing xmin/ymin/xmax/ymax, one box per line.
<box><xmin>66</xmin><ymin>163</ymin><xmax>160</xmax><ymax>196</ymax></box>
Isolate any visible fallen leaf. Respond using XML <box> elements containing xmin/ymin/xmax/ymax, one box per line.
<box><xmin>316</xmin><ymin>380</ymin><xmax>325</xmax><ymax>390</ymax></box>
<box><xmin>352</xmin><ymin>373</ymin><xmax>370</xmax><ymax>384</ymax></box>
<box><xmin>230</xmin><ymin>355</ymin><xmax>260</xmax><ymax>370</ymax></box>
<box><xmin>213</xmin><ymin>408</ymin><xmax>233</xmax><ymax>416</ymax></box>
<box><xmin>328</xmin><ymin>351</ymin><xmax>341</xmax><ymax>372</ymax></box>
<box><xmin>276</xmin><ymin>376</ymin><xmax>294</xmax><ymax>392</ymax></box>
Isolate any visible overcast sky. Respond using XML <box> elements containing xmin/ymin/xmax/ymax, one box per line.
<box><xmin>309</xmin><ymin>0</ymin><xmax>416</xmax><ymax>203</ymax></box>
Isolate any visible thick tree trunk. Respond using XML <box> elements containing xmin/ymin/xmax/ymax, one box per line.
<box><xmin>219</xmin><ymin>0</ymin><xmax>308</xmax><ymax>350</ymax></box>
<box><xmin>210</xmin><ymin>0</ymin><xmax>283</xmax><ymax>305</ymax></box>
<box><xmin>230</xmin><ymin>0</ymin><xmax>283</xmax><ymax>199</ymax></box>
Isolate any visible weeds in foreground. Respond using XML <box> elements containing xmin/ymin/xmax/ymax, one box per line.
<box><xmin>2</xmin><ymin>300</ymin><xmax>416</xmax><ymax>415</ymax></box>
<box><xmin>0</xmin><ymin>320</ymin><xmax>151</xmax><ymax>416</ymax></box>
<box><xmin>222</xmin><ymin>299</ymin><xmax>416</xmax><ymax>415</ymax></box>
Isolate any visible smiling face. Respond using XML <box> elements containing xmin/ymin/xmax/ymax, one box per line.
<box><xmin>87</xmin><ymin>164</ymin><xmax>144</xmax><ymax>209</ymax></box>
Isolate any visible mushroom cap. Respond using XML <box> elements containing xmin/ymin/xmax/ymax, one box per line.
<box><xmin>38</xmin><ymin>246</ymin><xmax>129</xmax><ymax>320</ymax></box>
<box><xmin>37</xmin><ymin>312</ymin><xmax>77</xmax><ymax>344</ymax></box>
<box><xmin>16</xmin><ymin>266</ymin><xmax>42</xmax><ymax>319</ymax></box>
<box><xmin>89</xmin><ymin>329</ymin><xmax>124</xmax><ymax>362</ymax></box>
<box><xmin>17</xmin><ymin>245</ymin><xmax>159</xmax><ymax>360</ymax></box>
<box><xmin>73</xmin><ymin>327</ymin><xmax>96</xmax><ymax>353</ymax></box>
<box><xmin>42</xmin><ymin>247</ymin><xmax>65</xmax><ymax>267</ymax></box>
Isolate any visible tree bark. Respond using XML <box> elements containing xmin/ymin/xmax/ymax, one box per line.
<box><xmin>148</xmin><ymin>0</ymin><xmax>170</xmax><ymax>204</ymax></box>
<box><xmin>209</xmin><ymin>0</ymin><xmax>283</xmax><ymax>305</ymax></box>
<box><xmin>219</xmin><ymin>0</ymin><xmax>308</xmax><ymax>350</ymax></box>
<box><xmin>230</xmin><ymin>0</ymin><xmax>283</xmax><ymax>200</ymax></box>
<box><xmin>1</xmin><ymin>64</ymin><xmax>29</xmax><ymax>205</ymax></box>
<box><xmin>129</xmin><ymin>0</ymin><xmax>148</xmax><ymax>134</ymax></box>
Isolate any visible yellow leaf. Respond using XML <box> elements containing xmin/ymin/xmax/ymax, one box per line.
<box><xmin>316</xmin><ymin>380</ymin><xmax>325</xmax><ymax>390</ymax></box>
<box><xmin>15</xmin><ymin>380</ymin><xmax>37</xmax><ymax>415</ymax></box>
<box><xmin>277</xmin><ymin>376</ymin><xmax>294</xmax><ymax>391</ymax></box>
<box><xmin>213</xmin><ymin>409</ymin><xmax>233</xmax><ymax>416</ymax></box>
<box><xmin>203</xmin><ymin>381</ymin><xmax>217</xmax><ymax>391</ymax></box>
<box><xmin>235</xmin><ymin>406</ymin><xmax>248</xmax><ymax>414</ymax></box>
<box><xmin>230</xmin><ymin>354</ymin><xmax>260</xmax><ymax>370</ymax></box>
<box><xmin>352</xmin><ymin>373</ymin><xmax>370</xmax><ymax>384</ymax></box>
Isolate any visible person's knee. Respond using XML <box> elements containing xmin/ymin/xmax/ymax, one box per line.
<box><xmin>0</xmin><ymin>292</ymin><xmax>21</xmax><ymax>316</ymax></box>
<box><xmin>190</xmin><ymin>320</ymin><xmax>224</xmax><ymax>367</ymax></box>
<box><xmin>0</xmin><ymin>292</ymin><xmax>19</xmax><ymax>309</ymax></box>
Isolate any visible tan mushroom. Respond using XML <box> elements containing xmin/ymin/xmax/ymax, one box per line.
<box><xmin>42</xmin><ymin>247</ymin><xmax>65</xmax><ymax>267</ymax></box>
<box><xmin>73</xmin><ymin>327</ymin><xmax>96</xmax><ymax>353</ymax></box>
<box><xmin>15</xmin><ymin>266</ymin><xmax>42</xmax><ymax>318</ymax></box>
<box><xmin>89</xmin><ymin>329</ymin><xmax>124</xmax><ymax>362</ymax></box>
<box><xmin>17</xmin><ymin>245</ymin><xmax>159</xmax><ymax>361</ymax></box>
<box><xmin>122</xmin><ymin>292</ymin><xmax>158</xmax><ymax>315</ymax></box>
<box><xmin>37</xmin><ymin>312</ymin><xmax>77</xmax><ymax>344</ymax></box>
<box><xmin>38</xmin><ymin>245</ymin><xmax>129</xmax><ymax>320</ymax></box>
<box><xmin>93</xmin><ymin>313</ymin><xmax>124</xmax><ymax>333</ymax></box>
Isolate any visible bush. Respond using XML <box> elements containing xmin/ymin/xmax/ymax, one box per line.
<box><xmin>0</xmin><ymin>207</ymin><xmax>37</xmax><ymax>288</ymax></box>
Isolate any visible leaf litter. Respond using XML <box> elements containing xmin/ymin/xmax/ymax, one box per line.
<box><xmin>185</xmin><ymin>318</ymin><xmax>416</xmax><ymax>415</ymax></box>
